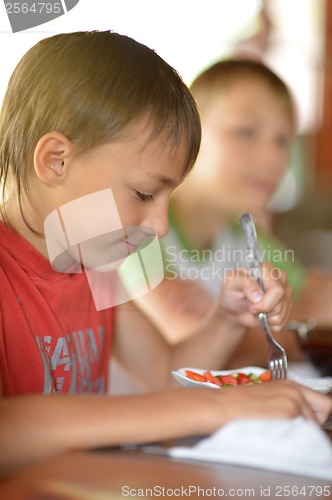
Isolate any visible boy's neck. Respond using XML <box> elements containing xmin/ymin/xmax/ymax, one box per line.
<box><xmin>2</xmin><ymin>198</ymin><xmax>49</xmax><ymax>258</ymax></box>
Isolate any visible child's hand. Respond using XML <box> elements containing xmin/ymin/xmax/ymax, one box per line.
<box><xmin>219</xmin><ymin>262</ymin><xmax>293</xmax><ymax>332</ymax></box>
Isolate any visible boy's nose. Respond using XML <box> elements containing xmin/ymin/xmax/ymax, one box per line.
<box><xmin>256</xmin><ymin>140</ymin><xmax>287</xmax><ymax>173</ymax></box>
<box><xmin>141</xmin><ymin>208</ymin><xmax>169</xmax><ymax>239</ymax></box>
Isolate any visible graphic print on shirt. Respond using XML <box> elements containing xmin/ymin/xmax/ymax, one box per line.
<box><xmin>35</xmin><ymin>326</ymin><xmax>105</xmax><ymax>394</ymax></box>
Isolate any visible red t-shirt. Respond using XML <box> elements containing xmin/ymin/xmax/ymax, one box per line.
<box><xmin>0</xmin><ymin>221</ymin><xmax>115</xmax><ymax>396</ymax></box>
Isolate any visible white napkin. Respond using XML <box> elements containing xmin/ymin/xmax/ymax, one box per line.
<box><xmin>169</xmin><ymin>417</ymin><xmax>332</xmax><ymax>481</ymax></box>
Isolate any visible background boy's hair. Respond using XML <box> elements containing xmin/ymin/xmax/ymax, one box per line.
<box><xmin>190</xmin><ymin>58</ymin><xmax>295</xmax><ymax>127</ymax></box>
<box><xmin>0</xmin><ymin>31</ymin><xmax>201</xmax><ymax>224</ymax></box>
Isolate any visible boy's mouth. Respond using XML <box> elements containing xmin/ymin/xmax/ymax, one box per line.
<box><xmin>122</xmin><ymin>239</ymin><xmax>138</xmax><ymax>254</ymax></box>
<box><xmin>248</xmin><ymin>177</ymin><xmax>276</xmax><ymax>195</ymax></box>
<box><xmin>122</xmin><ymin>226</ymin><xmax>157</xmax><ymax>254</ymax></box>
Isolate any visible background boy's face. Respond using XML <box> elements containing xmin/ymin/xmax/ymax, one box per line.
<box><xmin>193</xmin><ymin>78</ymin><xmax>293</xmax><ymax>215</ymax></box>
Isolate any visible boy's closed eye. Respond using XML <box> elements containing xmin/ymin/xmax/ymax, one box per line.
<box><xmin>135</xmin><ymin>190</ymin><xmax>154</xmax><ymax>202</ymax></box>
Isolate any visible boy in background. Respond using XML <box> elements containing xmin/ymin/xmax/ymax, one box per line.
<box><xmin>135</xmin><ymin>59</ymin><xmax>332</xmax><ymax>369</ymax></box>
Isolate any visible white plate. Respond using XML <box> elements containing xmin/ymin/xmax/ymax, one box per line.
<box><xmin>172</xmin><ymin>366</ymin><xmax>332</xmax><ymax>394</ymax></box>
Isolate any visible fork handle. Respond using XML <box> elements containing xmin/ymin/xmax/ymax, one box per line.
<box><xmin>239</xmin><ymin>213</ymin><xmax>266</xmax><ymax>293</ymax></box>
<box><xmin>254</xmin><ymin>270</ymin><xmax>266</xmax><ymax>294</ymax></box>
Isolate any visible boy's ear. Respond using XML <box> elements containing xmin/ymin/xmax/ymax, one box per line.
<box><xmin>33</xmin><ymin>132</ymin><xmax>75</xmax><ymax>185</ymax></box>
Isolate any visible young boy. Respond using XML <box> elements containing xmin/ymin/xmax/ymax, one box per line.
<box><xmin>165</xmin><ymin>59</ymin><xmax>301</xmax><ymax>298</ymax></box>
<box><xmin>0</xmin><ymin>32</ymin><xmax>330</xmax><ymax>476</ymax></box>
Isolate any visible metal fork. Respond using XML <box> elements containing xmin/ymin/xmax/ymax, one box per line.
<box><xmin>239</xmin><ymin>213</ymin><xmax>288</xmax><ymax>380</ymax></box>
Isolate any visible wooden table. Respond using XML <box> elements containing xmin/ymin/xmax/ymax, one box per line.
<box><xmin>1</xmin><ymin>433</ymin><xmax>332</xmax><ymax>499</ymax></box>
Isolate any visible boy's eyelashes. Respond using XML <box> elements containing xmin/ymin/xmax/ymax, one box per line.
<box><xmin>135</xmin><ymin>190</ymin><xmax>154</xmax><ymax>202</ymax></box>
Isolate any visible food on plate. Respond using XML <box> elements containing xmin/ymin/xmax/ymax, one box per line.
<box><xmin>172</xmin><ymin>366</ymin><xmax>331</xmax><ymax>393</ymax></box>
<box><xmin>185</xmin><ymin>369</ymin><xmax>271</xmax><ymax>387</ymax></box>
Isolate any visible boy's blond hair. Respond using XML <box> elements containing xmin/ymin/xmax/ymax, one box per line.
<box><xmin>0</xmin><ymin>31</ymin><xmax>201</xmax><ymax>225</ymax></box>
<box><xmin>190</xmin><ymin>58</ymin><xmax>295</xmax><ymax>127</ymax></box>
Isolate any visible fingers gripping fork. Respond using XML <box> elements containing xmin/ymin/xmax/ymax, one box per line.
<box><xmin>239</xmin><ymin>213</ymin><xmax>288</xmax><ymax>380</ymax></box>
